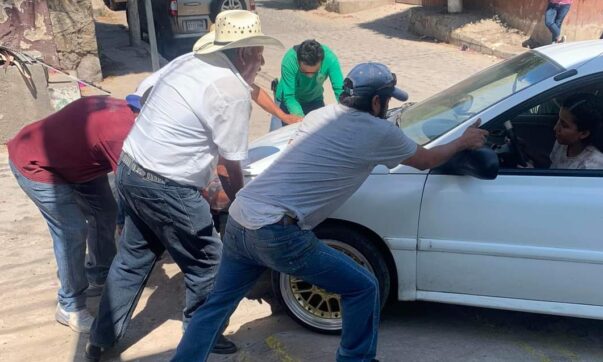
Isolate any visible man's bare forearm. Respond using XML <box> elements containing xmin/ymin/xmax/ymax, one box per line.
<box><xmin>403</xmin><ymin>140</ymin><xmax>465</xmax><ymax>171</ymax></box>
<box><xmin>402</xmin><ymin>120</ymin><xmax>488</xmax><ymax>170</ymax></box>
<box><xmin>251</xmin><ymin>84</ymin><xmax>302</xmax><ymax>125</ymax></box>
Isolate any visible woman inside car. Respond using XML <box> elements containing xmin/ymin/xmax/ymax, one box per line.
<box><xmin>521</xmin><ymin>93</ymin><xmax>603</xmax><ymax>169</ymax></box>
<box><xmin>549</xmin><ymin>93</ymin><xmax>603</xmax><ymax>169</ymax></box>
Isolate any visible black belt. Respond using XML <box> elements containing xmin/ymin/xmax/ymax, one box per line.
<box><xmin>120</xmin><ymin>152</ymin><xmax>168</xmax><ymax>185</ymax></box>
<box><xmin>276</xmin><ymin>215</ymin><xmax>298</xmax><ymax>226</ymax></box>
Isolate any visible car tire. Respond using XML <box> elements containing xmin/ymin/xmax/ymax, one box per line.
<box><xmin>271</xmin><ymin>224</ymin><xmax>391</xmax><ymax>334</ymax></box>
<box><xmin>217</xmin><ymin>0</ymin><xmax>247</xmax><ymax>11</ymax></box>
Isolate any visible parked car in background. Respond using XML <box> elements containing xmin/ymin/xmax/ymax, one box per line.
<box><xmin>136</xmin><ymin>0</ymin><xmax>254</xmax><ymax>59</ymax></box>
<box><xmin>241</xmin><ymin>40</ymin><xmax>603</xmax><ymax>334</ymax></box>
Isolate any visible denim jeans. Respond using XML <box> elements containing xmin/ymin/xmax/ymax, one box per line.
<box><xmin>545</xmin><ymin>3</ymin><xmax>571</xmax><ymax>43</ymax></box>
<box><xmin>173</xmin><ymin>218</ymin><xmax>380</xmax><ymax>362</ymax></box>
<box><xmin>9</xmin><ymin>161</ymin><xmax>117</xmax><ymax>312</ymax></box>
<box><xmin>269</xmin><ymin>98</ymin><xmax>326</xmax><ymax>131</ymax></box>
<box><xmin>90</xmin><ymin>162</ymin><xmax>222</xmax><ymax>347</ymax></box>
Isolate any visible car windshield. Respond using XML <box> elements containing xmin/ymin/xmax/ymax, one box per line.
<box><xmin>396</xmin><ymin>51</ymin><xmax>564</xmax><ymax>145</ymax></box>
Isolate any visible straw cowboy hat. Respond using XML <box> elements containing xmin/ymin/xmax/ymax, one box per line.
<box><xmin>193</xmin><ymin>10</ymin><xmax>283</xmax><ymax>55</ymax></box>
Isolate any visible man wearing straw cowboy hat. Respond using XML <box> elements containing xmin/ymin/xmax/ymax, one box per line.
<box><xmin>85</xmin><ymin>10</ymin><xmax>282</xmax><ymax>361</ymax></box>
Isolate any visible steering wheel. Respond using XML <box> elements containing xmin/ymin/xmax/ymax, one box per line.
<box><xmin>503</xmin><ymin>121</ymin><xmax>528</xmax><ymax>167</ymax></box>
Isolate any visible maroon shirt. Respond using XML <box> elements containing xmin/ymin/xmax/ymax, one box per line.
<box><xmin>8</xmin><ymin>96</ymin><xmax>136</xmax><ymax>184</ymax></box>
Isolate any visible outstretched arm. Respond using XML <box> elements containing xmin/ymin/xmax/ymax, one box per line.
<box><xmin>403</xmin><ymin>119</ymin><xmax>489</xmax><ymax>170</ymax></box>
<box><xmin>251</xmin><ymin>84</ymin><xmax>302</xmax><ymax>125</ymax></box>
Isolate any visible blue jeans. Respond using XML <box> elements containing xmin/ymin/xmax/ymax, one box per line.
<box><xmin>545</xmin><ymin>3</ymin><xmax>571</xmax><ymax>43</ymax></box>
<box><xmin>9</xmin><ymin>161</ymin><xmax>117</xmax><ymax>312</ymax></box>
<box><xmin>173</xmin><ymin>218</ymin><xmax>380</xmax><ymax>362</ymax></box>
<box><xmin>269</xmin><ymin>98</ymin><xmax>326</xmax><ymax>131</ymax></box>
<box><xmin>90</xmin><ymin>162</ymin><xmax>222</xmax><ymax>347</ymax></box>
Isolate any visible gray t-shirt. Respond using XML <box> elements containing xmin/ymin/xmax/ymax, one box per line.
<box><xmin>229</xmin><ymin>104</ymin><xmax>418</xmax><ymax>230</ymax></box>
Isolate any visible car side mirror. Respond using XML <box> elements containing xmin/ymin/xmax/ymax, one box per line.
<box><xmin>431</xmin><ymin>146</ymin><xmax>499</xmax><ymax>180</ymax></box>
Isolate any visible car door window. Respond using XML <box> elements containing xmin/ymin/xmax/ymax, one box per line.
<box><xmin>485</xmin><ymin>76</ymin><xmax>603</xmax><ymax>173</ymax></box>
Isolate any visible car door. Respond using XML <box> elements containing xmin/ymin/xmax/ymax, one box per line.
<box><xmin>417</xmin><ymin>170</ymin><xmax>603</xmax><ymax>307</ymax></box>
<box><xmin>416</xmin><ymin>72</ymin><xmax>603</xmax><ymax>309</ymax></box>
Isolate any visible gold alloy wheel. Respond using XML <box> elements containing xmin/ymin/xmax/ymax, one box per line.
<box><xmin>279</xmin><ymin>239</ymin><xmax>374</xmax><ymax>331</ymax></box>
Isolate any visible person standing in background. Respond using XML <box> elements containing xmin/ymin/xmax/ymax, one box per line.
<box><xmin>545</xmin><ymin>0</ymin><xmax>573</xmax><ymax>44</ymax></box>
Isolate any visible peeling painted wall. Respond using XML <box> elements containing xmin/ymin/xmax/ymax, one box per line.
<box><xmin>0</xmin><ymin>0</ymin><xmax>59</xmax><ymax>66</ymax></box>
<box><xmin>0</xmin><ymin>0</ymin><xmax>102</xmax><ymax>82</ymax></box>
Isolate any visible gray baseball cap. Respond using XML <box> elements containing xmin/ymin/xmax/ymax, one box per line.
<box><xmin>344</xmin><ymin>62</ymin><xmax>408</xmax><ymax>101</ymax></box>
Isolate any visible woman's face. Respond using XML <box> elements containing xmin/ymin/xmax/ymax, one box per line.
<box><xmin>554</xmin><ymin>107</ymin><xmax>590</xmax><ymax>146</ymax></box>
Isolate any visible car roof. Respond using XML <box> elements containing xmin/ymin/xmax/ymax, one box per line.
<box><xmin>534</xmin><ymin>40</ymin><xmax>603</xmax><ymax>69</ymax></box>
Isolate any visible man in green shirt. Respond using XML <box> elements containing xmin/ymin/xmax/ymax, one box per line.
<box><xmin>270</xmin><ymin>39</ymin><xmax>344</xmax><ymax>131</ymax></box>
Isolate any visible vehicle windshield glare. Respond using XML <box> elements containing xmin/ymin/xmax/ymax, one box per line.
<box><xmin>395</xmin><ymin>51</ymin><xmax>564</xmax><ymax>145</ymax></box>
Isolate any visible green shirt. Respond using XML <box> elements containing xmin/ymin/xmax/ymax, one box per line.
<box><xmin>275</xmin><ymin>44</ymin><xmax>344</xmax><ymax>117</ymax></box>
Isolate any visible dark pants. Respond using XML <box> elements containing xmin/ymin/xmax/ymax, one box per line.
<box><xmin>545</xmin><ymin>3</ymin><xmax>571</xmax><ymax>43</ymax></box>
<box><xmin>173</xmin><ymin>218</ymin><xmax>380</xmax><ymax>362</ymax></box>
<box><xmin>90</xmin><ymin>162</ymin><xmax>222</xmax><ymax>348</ymax></box>
<box><xmin>269</xmin><ymin>98</ymin><xmax>326</xmax><ymax>131</ymax></box>
<box><xmin>280</xmin><ymin>98</ymin><xmax>325</xmax><ymax>125</ymax></box>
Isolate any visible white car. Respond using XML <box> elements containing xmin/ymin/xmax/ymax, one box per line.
<box><xmin>243</xmin><ymin>40</ymin><xmax>603</xmax><ymax>334</ymax></box>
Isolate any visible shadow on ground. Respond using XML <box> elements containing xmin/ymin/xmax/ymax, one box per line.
<box><xmin>355</xmin><ymin>7</ymin><xmax>419</xmax><ymax>41</ymax></box>
<box><xmin>69</xmin><ymin>295</ymin><xmax>603</xmax><ymax>361</ymax></box>
<box><xmin>69</xmin><ymin>257</ymin><xmax>278</xmax><ymax>361</ymax></box>
<box><xmin>257</xmin><ymin>0</ymin><xmax>301</xmax><ymax>11</ymax></box>
<box><xmin>94</xmin><ymin>20</ymin><xmax>154</xmax><ymax>77</ymax></box>
<box><xmin>357</xmin><ymin>5</ymin><xmax>529</xmax><ymax>55</ymax></box>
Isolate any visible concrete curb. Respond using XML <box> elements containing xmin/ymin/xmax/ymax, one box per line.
<box><xmin>408</xmin><ymin>7</ymin><xmax>526</xmax><ymax>59</ymax></box>
<box><xmin>326</xmin><ymin>0</ymin><xmax>393</xmax><ymax>14</ymax></box>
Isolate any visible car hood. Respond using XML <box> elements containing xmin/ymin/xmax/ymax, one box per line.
<box><xmin>243</xmin><ymin>123</ymin><xmax>301</xmax><ymax>176</ymax></box>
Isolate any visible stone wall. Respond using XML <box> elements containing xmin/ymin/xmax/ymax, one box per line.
<box><xmin>0</xmin><ymin>0</ymin><xmax>102</xmax><ymax>82</ymax></box>
<box><xmin>464</xmin><ymin>0</ymin><xmax>603</xmax><ymax>46</ymax></box>
<box><xmin>47</xmin><ymin>0</ymin><xmax>102</xmax><ymax>82</ymax></box>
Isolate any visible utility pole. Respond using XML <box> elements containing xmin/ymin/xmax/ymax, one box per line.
<box><xmin>144</xmin><ymin>0</ymin><xmax>160</xmax><ymax>71</ymax></box>
<box><xmin>448</xmin><ymin>0</ymin><xmax>463</xmax><ymax>13</ymax></box>
<box><xmin>127</xmin><ymin>0</ymin><xmax>142</xmax><ymax>46</ymax></box>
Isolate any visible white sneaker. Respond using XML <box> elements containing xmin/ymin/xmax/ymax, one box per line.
<box><xmin>55</xmin><ymin>304</ymin><xmax>94</xmax><ymax>333</ymax></box>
